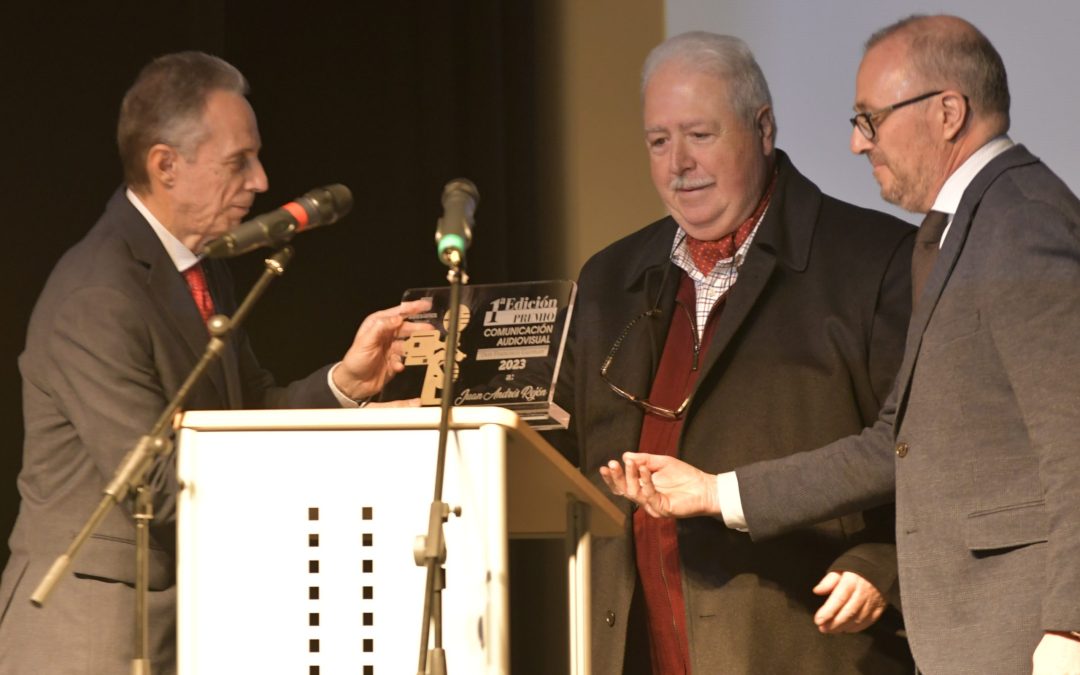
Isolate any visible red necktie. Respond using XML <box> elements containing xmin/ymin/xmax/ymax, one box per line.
<box><xmin>183</xmin><ymin>263</ymin><xmax>216</xmax><ymax>324</ymax></box>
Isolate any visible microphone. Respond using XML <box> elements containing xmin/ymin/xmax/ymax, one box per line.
<box><xmin>202</xmin><ymin>184</ymin><xmax>353</xmax><ymax>258</ymax></box>
<box><xmin>435</xmin><ymin>178</ymin><xmax>479</xmax><ymax>267</ymax></box>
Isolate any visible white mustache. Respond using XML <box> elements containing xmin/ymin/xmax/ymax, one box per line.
<box><xmin>670</xmin><ymin>175</ymin><xmax>714</xmax><ymax>191</ymax></box>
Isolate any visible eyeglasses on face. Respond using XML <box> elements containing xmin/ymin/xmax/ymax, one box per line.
<box><xmin>849</xmin><ymin>90</ymin><xmax>943</xmax><ymax>141</ymax></box>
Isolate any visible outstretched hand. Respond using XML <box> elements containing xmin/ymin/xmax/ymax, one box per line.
<box><xmin>333</xmin><ymin>298</ymin><xmax>433</xmax><ymax>401</ymax></box>
<box><xmin>599</xmin><ymin>452</ymin><xmax>721</xmax><ymax>518</ymax></box>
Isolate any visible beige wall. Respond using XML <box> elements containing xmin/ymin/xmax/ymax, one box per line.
<box><xmin>533</xmin><ymin>0</ymin><xmax>666</xmax><ymax>280</ymax></box>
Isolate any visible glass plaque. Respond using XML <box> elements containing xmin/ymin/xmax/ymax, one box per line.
<box><xmin>382</xmin><ymin>280</ymin><xmax>576</xmax><ymax>429</ymax></box>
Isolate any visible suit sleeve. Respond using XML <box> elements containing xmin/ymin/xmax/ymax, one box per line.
<box><xmin>207</xmin><ymin>258</ymin><xmax>337</xmax><ymax>409</ymax></box>
<box><xmin>738</xmin><ymin>397</ymin><xmax>898</xmax><ymax>540</ymax></box>
<box><xmin>234</xmin><ymin>329</ymin><xmax>337</xmax><ymax>409</ymax></box>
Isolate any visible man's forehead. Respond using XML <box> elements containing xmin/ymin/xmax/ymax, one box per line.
<box><xmin>198</xmin><ymin>91</ymin><xmax>261</xmax><ymax>151</ymax></box>
<box><xmin>854</xmin><ymin>44</ymin><xmax>914</xmax><ymax>108</ymax></box>
<box><xmin>643</xmin><ymin>67</ymin><xmax>732</xmax><ymax>123</ymax></box>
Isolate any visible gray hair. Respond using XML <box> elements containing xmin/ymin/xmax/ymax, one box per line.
<box><xmin>117</xmin><ymin>51</ymin><xmax>249</xmax><ymax>190</ymax></box>
<box><xmin>641</xmin><ymin>32</ymin><xmax>773</xmax><ymax>128</ymax></box>
<box><xmin>868</xmin><ymin>15</ymin><xmax>1010</xmax><ymax>130</ymax></box>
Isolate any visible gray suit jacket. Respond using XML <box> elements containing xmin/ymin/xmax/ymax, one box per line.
<box><xmin>0</xmin><ymin>190</ymin><xmax>337</xmax><ymax>674</ymax></box>
<box><xmin>739</xmin><ymin>145</ymin><xmax>1080</xmax><ymax>675</ymax></box>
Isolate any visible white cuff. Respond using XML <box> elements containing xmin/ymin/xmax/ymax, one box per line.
<box><xmin>716</xmin><ymin>471</ymin><xmax>748</xmax><ymax>532</ymax></box>
<box><xmin>327</xmin><ymin>363</ymin><xmax>369</xmax><ymax>408</ymax></box>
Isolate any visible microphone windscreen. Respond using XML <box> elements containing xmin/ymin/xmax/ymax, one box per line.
<box><xmin>303</xmin><ymin>184</ymin><xmax>353</xmax><ymax>226</ymax></box>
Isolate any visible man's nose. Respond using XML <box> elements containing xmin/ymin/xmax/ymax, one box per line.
<box><xmin>670</xmin><ymin>136</ymin><xmax>695</xmax><ymax>174</ymax></box>
<box><xmin>248</xmin><ymin>158</ymin><xmax>269</xmax><ymax>193</ymax></box>
<box><xmin>850</xmin><ymin>125</ymin><xmax>874</xmax><ymax>155</ymax></box>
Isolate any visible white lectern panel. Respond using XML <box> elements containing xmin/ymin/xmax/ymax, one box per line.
<box><xmin>177</xmin><ymin>414</ymin><xmax>506</xmax><ymax>674</ymax></box>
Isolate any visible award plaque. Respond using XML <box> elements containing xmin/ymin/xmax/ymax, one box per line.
<box><xmin>383</xmin><ymin>280</ymin><xmax>576</xmax><ymax>429</ymax></box>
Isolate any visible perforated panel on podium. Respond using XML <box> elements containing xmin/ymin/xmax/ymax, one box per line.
<box><xmin>176</xmin><ymin>406</ymin><xmax>621</xmax><ymax>675</ymax></box>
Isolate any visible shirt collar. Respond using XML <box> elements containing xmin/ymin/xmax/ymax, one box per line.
<box><xmin>930</xmin><ymin>135</ymin><xmax>1014</xmax><ymax>215</ymax></box>
<box><xmin>126</xmin><ymin>188</ymin><xmax>202</xmax><ymax>273</ymax></box>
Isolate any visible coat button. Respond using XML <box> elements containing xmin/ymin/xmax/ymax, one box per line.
<box><xmin>895</xmin><ymin>442</ymin><xmax>909</xmax><ymax>458</ymax></box>
<box><xmin>605</xmin><ymin>610</ymin><xmax>616</xmax><ymax>627</ymax></box>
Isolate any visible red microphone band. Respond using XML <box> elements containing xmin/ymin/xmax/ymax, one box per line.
<box><xmin>282</xmin><ymin>201</ymin><xmax>310</xmax><ymax>231</ymax></box>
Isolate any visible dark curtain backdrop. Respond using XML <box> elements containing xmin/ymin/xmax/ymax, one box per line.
<box><xmin>1</xmin><ymin>2</ymin><xmax>564</xmax><ymax>671</ymax></box>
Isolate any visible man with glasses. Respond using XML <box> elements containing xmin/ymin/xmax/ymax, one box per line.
<box><xmin>604</xmin><ymin>15</ymin><xmax>1080</xmax><ymax>675</ymax></box>
<box><xmin>554</xmin><ymin>31</ymin><xmax>915</xmax><ymax>673</ymax></box>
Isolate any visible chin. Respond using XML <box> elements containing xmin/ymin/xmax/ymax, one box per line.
<box><xmin>683</xmin><ymin>224</ymin><xmax>731</xmax><ymax>241</ymax></box>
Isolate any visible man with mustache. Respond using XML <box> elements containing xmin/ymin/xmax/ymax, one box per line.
<box><xmin>555</xmin><ymin>31</ymin><xmax>916</xmax><ymax>673</ymax></box>
<box><xmin>604</xmin><ymin>15</ymin><xmax>1080</xmax><ymax>675</ymax></box>
<box><xmin>0</xmin><ymin>51</ymin><xmax>428</xmax><ymax>674</ymax></box>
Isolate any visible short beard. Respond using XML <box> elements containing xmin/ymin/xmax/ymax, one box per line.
<box><xmin>873</xmin><ymin>152</ymin><xmax>935</xmax><ymax>214</ymax></box>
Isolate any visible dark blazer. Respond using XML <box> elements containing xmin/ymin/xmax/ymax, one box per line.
<box><xmin>739</xmin><ymin>145</ymin><xmax>1080</xmax><ymax>674</ymax></box>
<box><xmin>554</xmin><ymin>152</ymin><xmax>916</xmax><ymax>673</ymax></box>
<box><xmin>0</xmin><ymin>190</ymin><xmax>337</xmax><ymax>674</ymax></box>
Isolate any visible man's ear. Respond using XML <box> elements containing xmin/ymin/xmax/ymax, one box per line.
<box><xmin>146</xmin><ymin>143</ymin><xmax>179</xmax><ymax>189</ymax></box>
<box><xmin>756</xmin><ymin>105</ymin><xmax>776</xmax><ymax>155</ymax></box>
<box><xmin>940</xmin><ymin>91</ymin><xmax>969</xmax><ymax>142</ymax></box>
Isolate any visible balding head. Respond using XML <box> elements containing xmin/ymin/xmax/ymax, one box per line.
<box><xmin>868</xmin><ymin>15</ymin><xmax>1010</xmax><ymax>136</ymax></box>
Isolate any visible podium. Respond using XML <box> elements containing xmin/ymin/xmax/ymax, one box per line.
<box><xmin>176</xmin><ymin>407</ymin><xmax>623</xmax><ymax>674</ymax></box>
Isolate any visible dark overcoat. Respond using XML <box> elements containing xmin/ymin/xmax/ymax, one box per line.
<box><xmin>554</xmin><ymin>151</ymin><xmax>916</xmax><ymax>673</ymax></box>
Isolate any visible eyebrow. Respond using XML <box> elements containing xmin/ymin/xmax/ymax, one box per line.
<box><xmin>644</xmin><ymin>120</ymin><xmax>713</xmax><ymax>134</ymax></box>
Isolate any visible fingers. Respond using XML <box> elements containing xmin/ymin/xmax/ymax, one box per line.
<box><xmin>360</xmin><ymin>300</ymin><xmax>434</xmax><ymax>341</ymax></box>
<box><xmin>399</xmin><ymin>297</ymin><xmax>433</xmax><ymax>314</ymax></box>
<box><xmin>813</xmin><ymin>571</ymin><xmax>841</xmax><ymax>596</ymax></box>
<box><xmin>623</xmin><ymin>456</ymin><xmax>642</xmax><ymax>501</ymax></box>
<box><xmin>814</xmin><ymin>574</ymin><xmax>851</xmax><ymax>631</ymax></box>
<box><xmin>638</xmin><ymin>466</ymin><xmax>655</xmax><ymax>501</ymax></box>
<box><xmin>600</xmin><ymin>458</ymin><xmax>646</xmax><ymax>501</ymax></box>
<box><xmin>599</xmin><ymin>461</ymin><xmax>625</xmax><ymax>496</ymax></box>
<box><xmin>600</xmin><ymin>455</ymin><xmax>678</xmax><ymax>518</ymax></box>
<box><xmin>814</xmin><ymin>572</ymin><xmax>886</xmax><ymax>634</ymax></box>
<box><xmin>399</xmin><ymin>319</ymin><xmax>436</xmax><ymax>338</ymax></box>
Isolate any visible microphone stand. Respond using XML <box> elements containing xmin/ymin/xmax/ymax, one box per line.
<box><xmin>415</xmin><ymin>249</ymin><xmax>468</xmax><ymax>675</ymax></box>
<box><xmin>30</xmin><ymin>246</ymin><xmax>295</xmax><ymax>675</ymax></box>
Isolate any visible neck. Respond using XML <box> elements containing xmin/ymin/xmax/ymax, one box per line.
<box><xmin>134</xmin><ymin>186</ymin><xmax>202</xmax><ymax>253</ymax></box>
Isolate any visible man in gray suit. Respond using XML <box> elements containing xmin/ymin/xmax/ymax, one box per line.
<box><xmin>0</xmin><ymin>52</ymin><xmax>427</xmax><ymax>674</ymax></box>
<box><xmin>602</xmin><ymin>15</ymin><xmax>1080</xmax><ymax>675</ymax></box>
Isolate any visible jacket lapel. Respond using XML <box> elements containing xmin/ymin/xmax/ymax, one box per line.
<box><xmin>693</xmin><ymin>152</ymin><xmax>817</xmax><ymax>392</ymax></box>
<box><xmin>892</xmin><ymin>145</ymin><xmax>1041</xmax><ymax>429</ymax></box>
<box><xmin>116</xmin><ymin>192</ymin><xmax>232</xmax><ymax>405</ymax></box>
